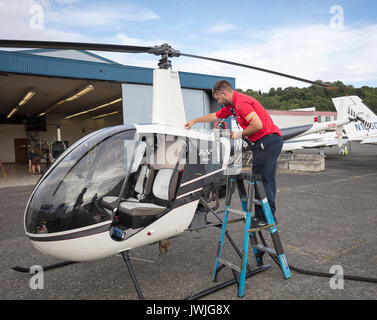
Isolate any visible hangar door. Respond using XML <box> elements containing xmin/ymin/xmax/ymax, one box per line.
<box><xmin>121</xmin><ymin>83</ymin><xmax>211</xmax><ymax>130</ymax></box>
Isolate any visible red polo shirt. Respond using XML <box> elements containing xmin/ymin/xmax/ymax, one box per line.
<box><xmin>215</xmin><ymin>91</ymin><xmax>281</xmax><ymax>142</ymax></box>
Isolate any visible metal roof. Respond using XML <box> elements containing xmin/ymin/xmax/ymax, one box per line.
<box><xmin>0</xmin><ymin>50</ymin><xmax>235</xmax><ymax>89</ymax></box>
<box><xmin>0</xmin><ymin>49</ymin><xmax>235</xmax><ymax>121</ymax></box>
<box><xmin>15</xmin><ymin>48</ymin><xmax>121</xmax><ymax>65</ymax></box>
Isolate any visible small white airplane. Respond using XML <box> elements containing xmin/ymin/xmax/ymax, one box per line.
<box><xmin>282</xmin><ymin>129</ymin><xmax>348</xmax><ymax>153</ymax></box>
<box><xmin>332</xmin><ymin>95</ymin><xmax>377</xmax><ymax>145</ymax></box>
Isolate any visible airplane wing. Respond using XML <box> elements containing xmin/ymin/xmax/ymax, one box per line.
<box><xmin>282</xmin><ymin>133</ymin><xmax>322</xmax><ymax>151</ymax></box>
<box><xmin>280</xmin><ymin>118</ymin><xmax>351</xmax><ymax>152</ymax></box>
<box><xmin>282</xmin><ymin>131</ymin><xmax>347</xmax><ymax>151</ymax></box>
<box><xmin>360</xmin><ymin>136</ymin><xmax>377</xmax><ymax>144</ymax></box>
<box><xmin>280</xmin><ymin>118</ymin><xmax>351</xmax><ymax>141</ymax></box>
<box><xmin>324</xmin><ymin>138</ymin><xmax>348</xmax><ymax>147</ymax></box>
<box><xmin>282</xmin><ymin>142</ymin><xmax>304</xmax><ymax>151</ymax></box>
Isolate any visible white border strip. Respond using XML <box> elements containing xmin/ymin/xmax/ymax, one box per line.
<box><xmin>26</xmin><ymin>221</ymin><xmax>112</xmax><ymax>239</ymax></box>
<box><xmin>176</xmin><ymin>187</ymin><xmax>203</xmax><ymax>199</ymax></box>
<box><xmin>180</xmin><ymin>168</ymin><xmax>224</xmax><ymax>187</ymax></box>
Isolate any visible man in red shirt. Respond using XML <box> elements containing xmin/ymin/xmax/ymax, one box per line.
<box><xmin>184</xmin><ymin>80</ymin><xmax>283</xmax><ymax>226</ymax></box>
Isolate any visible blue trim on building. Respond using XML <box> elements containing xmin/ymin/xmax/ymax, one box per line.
<box><xmin>0</xmin><ymin>50</ymin><xmax>235</xmax><ymax>89</ymax></box>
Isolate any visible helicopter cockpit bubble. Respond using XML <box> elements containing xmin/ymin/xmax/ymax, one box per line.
<box><xmin>25</xmin><ymin>125</ymin><xmax>140</xmax><ymax>236</ymax></box>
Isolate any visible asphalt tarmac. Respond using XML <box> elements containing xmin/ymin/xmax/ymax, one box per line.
<box><xmin>1</xmin><ymin>142</ymin><xmax>376</xmax><ymax>301</ymax></box>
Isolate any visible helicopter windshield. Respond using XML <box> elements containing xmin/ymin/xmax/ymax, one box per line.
<box><xmin>25</xmin><ymin>126</ymin><xmax>142</xmax><ymax>235</ymax></box>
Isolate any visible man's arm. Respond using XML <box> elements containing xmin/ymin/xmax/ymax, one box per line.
<box><xmin>242</xmin><ymin>114</ymin><xmax>263</xmax><ymax>137</ymax></box>
<box><xmin>184</xmin><ymin>112</ymin><xmax>219</xmax><ymax>129</ymax></box>
<box><xmin>231</xmin><ymin>113</ymin><xmax>263</xmax><ymax>139</ymax></box>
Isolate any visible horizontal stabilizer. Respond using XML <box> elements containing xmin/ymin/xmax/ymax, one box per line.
<box><xmin>361</xmin><ymin>136</ymin><xmax>377</xmax><ymax>144</ymax></box>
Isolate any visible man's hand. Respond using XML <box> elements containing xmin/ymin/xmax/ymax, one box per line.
<box><xmin>231</xmin><ymin>131</ymin><xmax>242</xmax><ymax>139</ymax></box>
<box><xmin>184</xmin><ymin>119</ymin><xmax>196</xmax><ymax>129</ymax></box>
<box><xmin>185</xmin><ymin>113</ymin><xmax>219</xmax><ymax>129</ymax></box>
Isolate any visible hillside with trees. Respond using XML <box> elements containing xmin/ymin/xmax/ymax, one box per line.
<box><xmin>237</xmin><ymin>81</ymin><xmax>377</xmax><ymax>113</ymax></box>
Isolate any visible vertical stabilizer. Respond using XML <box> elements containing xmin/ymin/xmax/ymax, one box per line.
<box><xmin>152</xmin><ymin>69</ymin><xmax>187</xmax><ymax>127</ymax></box>
<box><xmin>332</xmin><ymin>96</ymin><xmax>377</xmax><ymax>142</ymax></box>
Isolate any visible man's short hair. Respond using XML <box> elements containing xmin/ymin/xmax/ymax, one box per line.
<box><xmin>212</xmin><ymin>80</ymin><xmax>233</xmax><ymax>94</ymax></box>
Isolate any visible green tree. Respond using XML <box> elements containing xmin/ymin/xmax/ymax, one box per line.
<box><xmin>239</xmin><ymin>81</ymin><xmax>377</xmax><ymax>113</ymax></box>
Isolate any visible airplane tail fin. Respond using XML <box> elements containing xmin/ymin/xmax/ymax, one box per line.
<box><xmin>332</xmin><ymin>95</ymin><xmax>377</xmax><ymax>142</ymax></box>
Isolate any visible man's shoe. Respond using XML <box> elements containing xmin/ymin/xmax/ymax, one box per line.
<box><xmin>250</xmin><ymin>217</ymin><xmax>268</xmax><ymax>229</ymax></box>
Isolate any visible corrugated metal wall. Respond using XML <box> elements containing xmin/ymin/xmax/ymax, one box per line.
<box><xmin>121</xmin><ymin>83</ymin><xmax>211</xmax><ymax>129</ymax></box>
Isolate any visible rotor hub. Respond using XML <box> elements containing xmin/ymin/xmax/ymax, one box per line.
<box><xmin>148</xmin><ymin>43</ymin><xmax>180</xmax><ymax>69</ymax></box>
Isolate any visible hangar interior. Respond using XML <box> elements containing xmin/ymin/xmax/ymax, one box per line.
<box><xmin>0</xmin><ymin>49</ymin><xmax>232</xmax><ymax>171</ymax></box>
<box><xmin>0</xmin><ymin>72</ymin><xmax>124</xmax><ymax>164</ymax></box>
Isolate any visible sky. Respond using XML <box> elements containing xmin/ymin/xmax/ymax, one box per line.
<box><xmin>0</xmin><ymin>0</ymin><xmax>377</xmax><ymax>91</ymax></box>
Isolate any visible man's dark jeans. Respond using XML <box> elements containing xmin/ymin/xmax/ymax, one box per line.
<box><xmin>252</xmin><ymin>133</ymin><xmax>283</xmax><ymax>222</ymax></box>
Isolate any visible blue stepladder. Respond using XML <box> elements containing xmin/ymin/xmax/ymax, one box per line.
<box><xmin>212</xmin><ymin>172</ymin><xmax>291</xmax><ymax>298</ymax></box>
<box><xmin>250</xmin><ymin>176</ymin><xmax>291</xmax><ymax>280</ymax></box>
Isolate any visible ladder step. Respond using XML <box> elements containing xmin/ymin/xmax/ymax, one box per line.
<box><xmin>252</xmin><ymin>244</ymin><xmax>277</xmax><ymax>256</ymax></box>
<box><xmin>227</xmin><ymin>218</ymin><xmax>246</xmax><ymax>225</ymax></box>
<box><xmin>217</xmin><ymin>257</ymin><xmax>241</xmax><ymax>273</ymax></box>
<box><xmin>228</xmin><ymin>208</ymin><xmax>246</xmax><ymax>217</ymax></box>
<box><xmin>248</xmin><ymin>224</ymin><xmax>274</xmax><ymax>233</ymax></box>
<box><xmin>252</xmin><ymin>199</ymin><xmax>262</xmax><ymax>205</ymax></box>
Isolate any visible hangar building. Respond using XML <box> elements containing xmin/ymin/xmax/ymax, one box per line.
<box><xmin>0</xmin><ymin>49</ymin><xmax>234</xmax><ymax>165</ymax></box>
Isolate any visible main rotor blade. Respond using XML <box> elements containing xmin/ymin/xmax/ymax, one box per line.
<box><xmin>0</xmin><ymin>39</ymin><xmax>331</xmax><ymax>88</ymax></box>
<box><xmin>180</xmin><ymin>53</ymin><xmax>329</xmax><ymax>88</ymax></box>
<box><xmin>0</xmin><ymin>40</ymin><xmax>151</xmax><ymax>54</ymax></box>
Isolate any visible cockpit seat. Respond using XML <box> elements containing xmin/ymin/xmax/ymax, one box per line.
<box><xmin>101</xmin><ymin>196</ymin><xmax>118</xmax><ymax>209</ymax></box>
<box><xmin>117</xmin><ymin>168</ymin><xmax>179</xmax><ymax>228</ymax></box>
<box><xmin>101</xmin><ymin>164</ymin><xmax>154</xmax><ymax>210</ymax></box>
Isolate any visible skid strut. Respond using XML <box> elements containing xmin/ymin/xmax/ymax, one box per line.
<box><xmin>121</xmin><ymin>250</ymin><xmax>145</xmax><ymax>300</ymax></box>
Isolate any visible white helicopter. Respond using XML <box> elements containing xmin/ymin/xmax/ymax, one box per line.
<box><xmin>0</xmin><ymin>40</ymin><xmax>360</xmax><ymax>298</ymax></box>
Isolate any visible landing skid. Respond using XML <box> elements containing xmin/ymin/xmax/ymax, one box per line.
<box><xmin>11</xmin><ymin>260</ymin><xmax>78</xmax><ymax>273</ymax></box>
<box><xmin>11</xmin><ymin>253</ymin><xmax>145</xmax><ymax>299</ymax></box>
